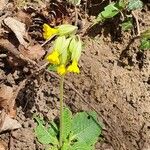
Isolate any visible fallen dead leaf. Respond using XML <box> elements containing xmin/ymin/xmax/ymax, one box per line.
<box><xmin>19</xmin><ymin>44</ymin><xmax>45</xmax><ymax>60</ymax></box>
<box><xmin>0</xmin><ymin>84</ymin><xmax>21</xmax><ymax>133</ymax></box>
<box><xmin>0</xmin><ymin>84</ymin><xmax>16</xmax><ymax>117</ymax></box>
<box><xmin>3</xmin><ymin>17</ymin><xmax>29</xmax><ymax>47</ymax></box>
<box><xmin>0</xmin><ymin>0</ymin><xmax>8</xmax><ymax>11</ymax></box>
<box><xmin>0</xmin><ymin>140</ymin><xmax>7</xmax><ymax>150</ymax></box>
<box><xmin>16</xmin><ymin>10</ymin><xmax>32</xmax><ymax>26</ymax></box>
<box><xmin>0</xmin><ymin>110</ymin><xmax>21</xmax><ymax>133</ymax></box>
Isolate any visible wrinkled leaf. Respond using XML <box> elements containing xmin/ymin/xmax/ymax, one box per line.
<box><xmin>71</xmin><ymin>112</ymin><xmax>102</xmax><ymax>146</ymax></box>
<box><xmin>141</xmin><ymin>29</ymin><xmax>150</xmax><ymax>39</ymax></box>
<box><xmin>4</xmin><ymin>17</ymin><xmax>28</xmax><ymax>47</ymax></box>
<box><xmin>34</xmin><ymin>117</ymin><xmax>58</xmax><ymax>145</ymax></box>
<box><xmin>95</xmin><ymin>3</ymin><xmax>119</xmax><ymax>23</ymax></box>
<box><xmin>67</xmin><ymin>0</ymin><xmax>81</xmax><ymax>6</ymax></box>
<box><xmin>62</xmin><ymin>108</ymin><xmax>72</xmax><ymax>141</ymax></box>
<box><xmin>47</xmin><ymin>121</ymin><xmax>58</xmax><ymax>137</ymax></box>
<box><xmin>48</xmin><ymin>65</ymin><xmax>57</xmax><ymax>72</ymax></box>
<box><xmin>0</xmin><ymin>0</ymin><xmax>8</xmax><ymax>11</ymax></box>
<box><xmin>19</xmin><ymin>44</ymin><xmax>45</xmax><ymax>60</ymax></box>
<box><xmin>0</xmin><ymin>84</ymin><xmax>16</xmax><ymax>117</ymax></box>
<box><xmin>140</xmin><ymin>38</ymin><xmax>150</xmax><ymax>50</ymax></box>
<box><xmin>121</xmin><ymin>19</ymin><xmax>133</xmax><ymax>31</ymax></box>
<box><xmin>127</xmin><ymin>0</ymin><xmax>143</xmax><ymax>10</ymax></box>
<box><xmin>0</xmin><ymin>140</ymin><xmax>7</xmax><ymax>150</ymax></box>
<box><xmin>70</xmin><ymin>141</ymin><xmax>93</xmax><ymax>150</ymax></box>
<box><xmin>115</xmin><ymin>0</ymin><xmax>128</xmax><ymax>9</ymax></box>
<box><xmin>0</xmin><ymin>111</ymin><xmax>21</xmax><ymax>133</ymax></box>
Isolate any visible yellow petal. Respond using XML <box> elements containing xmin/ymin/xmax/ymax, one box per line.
<box><xmin>57</xmin><ymin>64</ymin><xmax>66</xmax><ymax>75</ymax></box>
<box><xmin>46</xmin><ymin>51</ymin><xmax>60</xmax><ymax>64</ymax></box>
<box><xmin>67</xmin><ymin>60</ymin><xmax>80</xmax><ymax>73</ymax></box>
<box><xmin>43</xmin><ymin>24</ymin><xmax>58</xmax><ymax>40</ymax></box>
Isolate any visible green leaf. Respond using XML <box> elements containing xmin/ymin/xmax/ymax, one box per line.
<box><xmin>34</xmin><ymin>117</ymin><xmax>59</xmax><ymax>145</ymax></box>
<box><xmin>95</xmin><ymin>3</ymin><xmax>120</xmax><ymax>23</ymax></box>
<box><xmin>121</xmin><ymin>19</ymin><xmax>133</xmax><ymax>31</ymax></box>
<box><xmin>48</xmin><ymin>65</ymin><xmax>57</xmax><ymax>72</ymax></box>
<box><xmin>70</xmin><ymin>142</ymin><xmax>93</xmax><ymax>150</ymax></box>
<box><xmin>116</xmin><ymin>0</ymin><xmax>128</xmax><ymax>9</ymax></box>
<box><xmin>141</xmin><ymin>29</ymin><xmax>150</xmax><ymax>39</ymax></box>
<box><xmin>45</xmin><ymin>145</ymin><xmax>58</xmax><ymax>150</ymax></box>
<box><xmin>140</xmin><ymin>38</ymin><xmax>150</xmax><ymax>50</ymax></box>
<box><xmin>127</xmin><ymin>0</ymin><xmax>143</xmax><ymax>10</ymax></box>
<box><xmin>67</xmin><ymin>0</ymin><xmax>81</xmax><ymax>6</ymax></box>
<box><xmin>71</xmin><ymin>112</ymin><xmax>102</xmax><ymax>146</ymax></box>
<box><xmin>63</xmin><ymin>107</ymin><xmax>73</xmax><ymax>141</ymax></box>
<box><xmin>47</xmin><ymin>121</ymin><xmax>58</xmax><ymax>137</ymax></box>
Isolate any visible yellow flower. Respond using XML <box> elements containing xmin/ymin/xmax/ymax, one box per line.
<box><xmin>46</xmin><ymin>51</ymin><xmax>60</xmax><ymax>64</ymax></box>
<box><xmin>57</xmin><ymin>64</ymin><xmax>66</xmax><ymax>75</ymax></box>
<box><xmin>67</xmin><ymin>60</ymin><xmax>80</xmax><ymax>73</ymax></box>
<box><xmin>43</xmin><ymin>24</ymin><xmax>58</xmax><ymax>40</ymax></box>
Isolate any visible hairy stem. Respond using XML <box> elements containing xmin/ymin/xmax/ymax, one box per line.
<box><xmin>59</xmin><ymin>75</ymin><xmax>64</xmax><ymax>148</ymax></box>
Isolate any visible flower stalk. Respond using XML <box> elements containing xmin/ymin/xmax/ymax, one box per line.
<box><xmin>59</xmin><ymin>75</ymin><xmax>64</xmax><ymax>148</ymax></box>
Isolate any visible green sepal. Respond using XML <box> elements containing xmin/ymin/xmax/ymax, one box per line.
<box><xmin>57</xmin><ymin>24</ymin><xmax>78</xmax><ymax>36</ymax></box>
<box><xmin>54</xmin><ymin>36</ymin><xmax>67</xmax><ymax>54</ymax></box>
<box><xmin>69</xmin><ymin>36</ymin><xmax>82</xmax><ymax>61</ymax></box>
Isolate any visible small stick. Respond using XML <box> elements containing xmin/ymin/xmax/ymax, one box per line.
<box><xmin>132</xmin><ymin>11</ymin><xmax>140</xmax><ymax>36</ymax></box>
<box><xmin>74</xmin><ymin>5</ymin><xmax>78</xmax><ymax>26</ymax></box>
<box><xmin>41</xmin><ymin>34</ymin><xmax>56</xmax><ymax>47</ymax></box>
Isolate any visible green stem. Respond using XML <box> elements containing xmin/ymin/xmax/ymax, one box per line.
<box><xmin>59</xmin><ymin>75</ymin><xmax>64</xmax><ymax>148</ymax></box>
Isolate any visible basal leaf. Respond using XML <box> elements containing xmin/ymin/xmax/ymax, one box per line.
<box><xmin>121</xmin><ymin>19</ymin><xmax>133</xmax><ymax>31</ymax></box>
<box><xmin>71</xmin><ymin>112</ymin><xmax>102</xmax><ymax>146</ymax></box>
<box><xmin>48</xmin><ymin>121</ymin><xmax>58</xmax><ymax>137</ymax></box>
<box><xmin>95</xmin><ymin>3</ymin><xmax>120</xmax><ymax>23</ymax></box>
<box><xmin>70</xmin><ymin>142</ymin><xmax>93</xmax><ymax>150</ymax></box>
<box><xmin>116</xmin><ymin>0</ymin><xmax>128</xmax><ymax>9</ymax></box>
<box><xmin>67</xmin><ymin>0</ymin><xmax>81</xmax><ymax>6</ymax></box>
<box><xmin>48</xmin><ymin>65</ymin><xmax>57</xmax><ymax>72</ymax></box>
<box><xmin>34</xmin><ymin>117</ymin><xmax>58</xmax><ymax>145</ymax></box>
<box><xmin>141</xmin><ymin>29</ymin><xmax>150</xmax><ymax>39</ymax></box>
<box><xmin>63</xmin><ymin>107</ymin><xmax>73</xmax><ymax>141</ymax></box>
<box><xmin>127</xmin><ymin>0</ymin><xmax>143</xmax><ymax>10</ymax></box>
<box><xmin>140</xmin><ymin>38</ymin><xmax>150</xmax><ymax>50</ymax></box>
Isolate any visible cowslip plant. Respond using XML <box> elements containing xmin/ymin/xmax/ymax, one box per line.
<box><xmin>34</xmin><ymin>23</ymin><xmax>102</xmax><ymax>150</ymax></box>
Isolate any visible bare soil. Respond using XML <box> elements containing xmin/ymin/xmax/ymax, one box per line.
<box><xmin>0</xmin><ymin>1</ymin><xmax>150</xmax><ymax>150</ymax></box>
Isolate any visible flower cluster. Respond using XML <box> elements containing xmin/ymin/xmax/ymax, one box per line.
<box><xmin>43</xmin><ymin>24</ymin><xmax>82</xmax><ymax>76</ymax></box>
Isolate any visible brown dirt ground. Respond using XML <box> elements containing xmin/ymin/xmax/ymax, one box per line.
<box><xmin>0</xmin><ymin>1</ymin><xmax>150</xmax><ymax>150</ymax></box>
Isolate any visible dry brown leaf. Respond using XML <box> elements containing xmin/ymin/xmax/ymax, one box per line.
<box><xmin>0</xmin><ymin>140</ymin><xmax>7</xmax><ymax>150</ymax></box>
<box><xmin>19</xmin><ymin>44</ymin><xmax>45</xmax><ymax>60</ymax></box>
<box><xmin>0</xmin><ymin>0</ymin><xmax>8</xmax><ymax>11</ymax></box>
<box><xmin>16</xmin><ymin>11</ymin><xmax>32</xmax><ymax>26</ymax></box>
<box><xmin>0</xmin><ymin>84</ymin><xmax>16</xmax><ymax>118</ymax></box>
<box><xmin>3</xmin><ymin>17</ymin><xmax>29</xmax><ymax>47</ymax></box>
<box><xmin>0</xmin><ymin>110</ymin><xmax>21</xmax><ymax>133</ymax></box>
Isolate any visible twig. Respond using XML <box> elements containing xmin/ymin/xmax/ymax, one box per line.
<box><xmin>132</xmin><ymin>11</ymin><xmax>140</xmax><ymax>36</ymax></box>
<box><xmin>9</xmin><ymin>131</ymin><xmax>14</xmax><ymax>150</ymax></box>
<box><xmin>74</xmin><ymin>5</ymin><xmax>78</xmax><ymax>26</ymax></box>
<box><xmin>41</xmin><ymin>34</ymin><xmax>56</xmax><ymax>47</ymax></box>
